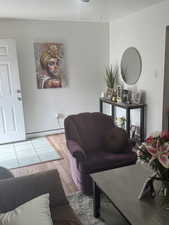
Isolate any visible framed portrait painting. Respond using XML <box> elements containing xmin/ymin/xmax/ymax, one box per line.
<box><xmin>34</xmin><ymin>42</ymin><xmax>64</xmax><ymax>89</ymax></box>
<box><xmin>131</xmin><ymin>90</ymin><xmax>143</xmax><ymax>104</ymax></box>
<box><xmin>105</xmin><ymin>88</ymin><xmax>113</xmax><ymax>100</ymax></box>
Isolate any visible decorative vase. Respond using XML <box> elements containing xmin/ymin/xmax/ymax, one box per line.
<box><xmin>159</xmin><ymin>180</ymin><xmax>169</xmax><ymax>198</ymax></box>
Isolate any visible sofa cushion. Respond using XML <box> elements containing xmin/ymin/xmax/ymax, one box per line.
<box><xmin>81</xmin><ymin>151</ymin><xmax>137</xmax><ymax>174</ymax></box>
<box><xmin>104</xmin><ymin>127</ymin><xmax>130</xmax><ymax>153</ymax></box>
<box><xmin>0</xmin><ymin>170</ymin><xmax>68</xmax><ymax>213</ymax></box>
<box><xmin>0</xmin><ymin>193</ymin><xmax>53</xmax><ymax>225</ymax></box>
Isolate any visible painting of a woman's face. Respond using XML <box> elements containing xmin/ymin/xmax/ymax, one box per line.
<box><xmin>47</xmin><ymin>58</ymin><xmax>60</xmax><ymax>76</ymax></box>
<box><xmin>34</xmin><ymin>42</ymin><xmax>64</xmax><ymax>89</ymax></box>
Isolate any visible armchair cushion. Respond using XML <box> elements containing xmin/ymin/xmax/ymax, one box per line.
<box><xmin>65</xmin><ymin>112</ymin><xmax>114</xmax><ymax>152</ymax></box>
<box><xmin>67</xmin><ymin>140</ymin><xmax>86</xmax><ymax>161</ymax></box>
<box><xmin>104</xmin><ymin>127</ymin><xmax>130</xmax><ymax>153</ymax></box>
<box><xmin>81</xmin><ymin>151</ymin><xmax>137</xmax><ymax>174</ymax></box>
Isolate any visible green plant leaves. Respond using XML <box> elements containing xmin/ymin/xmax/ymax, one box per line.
<box><xmin>105</xmin><ymin>64</ymin><xmax>119</xmax><ymax>88</ymax></box>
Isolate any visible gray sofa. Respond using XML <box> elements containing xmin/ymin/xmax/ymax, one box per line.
<box><xmin>0</xmin><ymin>167</ymin><xmax>82</xmax><ymax>225</ymax></box>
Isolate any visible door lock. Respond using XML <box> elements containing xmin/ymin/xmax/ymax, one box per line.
<box><xmin>17</xmin><ymin>97</ymin><xmax>22</xmax><ymax>101</ymax></box>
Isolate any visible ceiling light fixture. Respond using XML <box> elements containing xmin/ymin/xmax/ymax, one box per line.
<box><xmin>81</xmin><ymin>0</ymin><xmax>90</xmax><ymax>2</ymax></box>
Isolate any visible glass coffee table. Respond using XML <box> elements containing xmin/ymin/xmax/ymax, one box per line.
<box><xmin>91</xmin><ymin>164</ymin><xmax>169</xmax><ymax>225</ymax></box>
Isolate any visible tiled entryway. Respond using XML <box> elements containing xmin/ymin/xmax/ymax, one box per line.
<box><xmin>0</xmin><ymin>137</ymin><xmax>61</xmax><ymax>169</ymax></box>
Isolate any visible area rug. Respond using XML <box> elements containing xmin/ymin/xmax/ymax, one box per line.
<box><xmin>0</xmin><ymin>137</ymin><xmax>62</xmax><ymax>169</ymax></box>
<box><xmin>67</xmin><ymin>192</ymin><xmax>105</xmax><ymax>225</ymax></box>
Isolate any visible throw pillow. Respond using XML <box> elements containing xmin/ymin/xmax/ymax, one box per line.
<box><xmin>0</xmin><ymin>193</ymin><xmax>53</xmax><ymax>225</ymax></box>
<box><xmin>104</xmin><ymin>127</ymin><xmax>129</xmax><ymax>153</ymax></box>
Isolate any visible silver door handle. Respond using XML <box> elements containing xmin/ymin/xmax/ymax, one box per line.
<box><xmin>17</xmin><ymin>97</ymin><xmax>22</xmax><ymax>101</ymax></box>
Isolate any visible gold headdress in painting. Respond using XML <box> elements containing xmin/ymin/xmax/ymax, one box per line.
<box><xmin>40</xmin><ymin>44</ymin><xmax>62</xmax><ymax>70</ymax></box>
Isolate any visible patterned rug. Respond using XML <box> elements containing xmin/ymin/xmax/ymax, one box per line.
<box><xmin>0</xmin><ymin>137</ymin><xmax>62</xmax><ymax>169</ymax></box>
<box><xmin>67</xmin><ymin>192</ymin><xmax>106</xmax><ymax>225</ymax></box>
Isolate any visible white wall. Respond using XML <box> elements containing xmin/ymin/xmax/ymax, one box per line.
<box><xmin>0</xmin><ymin>19</ymin><xmax>109</xmax><ymax>134</ymax></box>
<box><xmin>110</xmin><ymin>0</ymin><xmax>169</xmax><ymax>136</ymax></box>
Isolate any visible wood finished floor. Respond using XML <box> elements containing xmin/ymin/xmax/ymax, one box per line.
<box><xmin>11</xmin><ymin>134</ymin><xmax>77</xmax><ymax>196</ymax></box>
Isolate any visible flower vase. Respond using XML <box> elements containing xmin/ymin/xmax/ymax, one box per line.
<box><xmin>160</xmin><ymin>180</ymin><xmax>169</xmax><ymax>198</ymax></box>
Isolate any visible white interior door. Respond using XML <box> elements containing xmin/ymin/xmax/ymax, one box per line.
<box><xmin>0</xmin><ymin>39</ymin><xmax>25</xmax><ymax>144</ymax></box>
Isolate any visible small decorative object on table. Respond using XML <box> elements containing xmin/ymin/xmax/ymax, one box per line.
<box><xmin>131</xmin><ymin>89</ymin><xmax>143</xmax><ymax>104</ymax></box>
<box><xmin>100</xmin><ymin>91</ymin><xmax>105</xmax><ymax>98</ymax></box>
<box><xmin>138</xmin><ymin>174</ymin><xmax>156</xmax><ymax>200</ymax></box>
<box><xmin>115</xmin><ymin>117</ymin><xmax>126</xmax><ymax>129</ymax></box>
<box><xmin>122</xmin><ymin>89</ymin><xmax>130</xmax><ymax>103</ymax></box>
<box><xmin>105</xmin><ymin>88</ymin><xmax>113</xmax><ymax>100</ymax></box>
<box><xmin>137</xmin><ymin>131</ymin><xmax>169</xmax><ymax>199</ymax></box>
<box><xmin>116</xmin><ymin>85</ymin><xmax>123</xmax><ymax>103</ymax></box>
<box><xmin>111</xmin><ymin>88</ymin><xmax>117</xmax><ymax>102</ymax></box>
<box><xmin>130</xmin><ymin>125</ymin><xmax>137</xmax><ymax>139</ymax></box>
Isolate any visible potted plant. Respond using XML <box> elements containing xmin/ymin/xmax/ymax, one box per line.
<box><xmin>105</xmin><ymin>64</ymin><xmax>119</xmax><ymax>89</ymax></box>
<box><xmin>104</xmin><ymin>64</ymin><xmax>119</xmax><ymax>101</ymax></box>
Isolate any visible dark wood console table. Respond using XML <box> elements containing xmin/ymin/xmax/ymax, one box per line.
<box><xmin>99</xmin><ymin>97</ymin><xmax>146</xmax><ymax>142</ymax></box>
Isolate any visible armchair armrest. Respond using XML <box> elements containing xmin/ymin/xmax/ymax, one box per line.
<box><xmin>0</xmin><ymin>169</ymin><xmax>68</xmax><ymax>213</ymax></box>
<box><xmin>67</xmin><ymin>140</ymin><xmax>86</xmax><ymax>161</ymax></box>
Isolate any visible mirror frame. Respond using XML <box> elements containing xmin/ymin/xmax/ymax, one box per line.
<box><xmin>120</xmin><ymin>47</ymin><xmax>142</xmax><ymax>85</ymax></box>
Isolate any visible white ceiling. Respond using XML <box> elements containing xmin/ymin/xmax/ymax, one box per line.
<box><xmin>0</xmin><ymin>0</ymin><xmax>166</xmax><ymax>22</ymax></box>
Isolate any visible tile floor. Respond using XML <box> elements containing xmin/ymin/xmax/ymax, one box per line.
<box><xmin>0</xmin><ymin>137</ymin><xmax>61</xmax><ymax>169</ymax></box>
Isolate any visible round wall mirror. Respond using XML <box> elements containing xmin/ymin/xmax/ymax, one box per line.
<box><xmin>121</xmin><ymin>47</ymin><xmax>142</xmax><ymax>85</ymax></box>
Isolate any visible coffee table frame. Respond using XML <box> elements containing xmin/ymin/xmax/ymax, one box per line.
<box><xmin>91</xmin><ymin>164</ymin><xmax>169</xmax><ymax>225</ymax></box>
<box><xmin>93</xmin><ymin>181</ymin><xmax>131</xmax><ymax>225</ymax></box>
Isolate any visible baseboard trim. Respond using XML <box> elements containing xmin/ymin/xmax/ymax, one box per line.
<box><xmin>26</xmin><ymin>128</ymin><xmax>64</xmax><ymax>139</ymax></box>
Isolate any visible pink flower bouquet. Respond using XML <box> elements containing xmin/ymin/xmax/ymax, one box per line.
<box><xmin>137</xmin><ymin>131</ymin><xmax>169</xmax><ymax>180</ymax></box>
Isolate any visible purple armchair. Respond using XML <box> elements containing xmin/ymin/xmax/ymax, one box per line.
<box><xmin>64</xmin><ymin>112</ymin><xmax>137</xmax><ymax>195</ymax></box>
